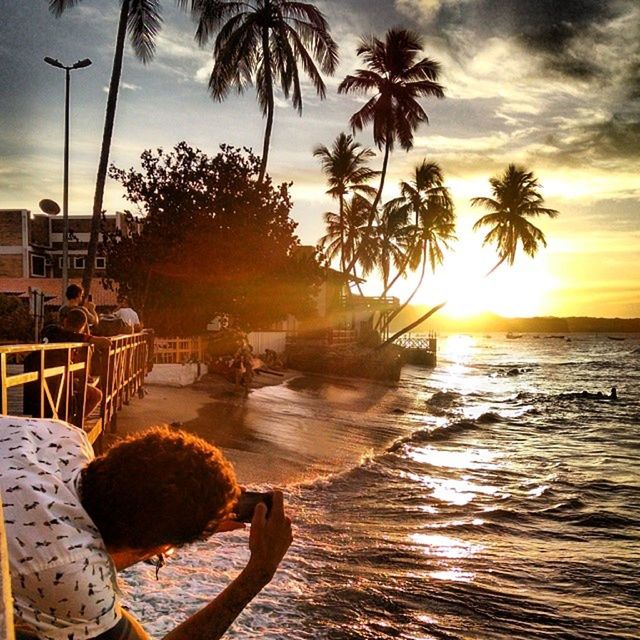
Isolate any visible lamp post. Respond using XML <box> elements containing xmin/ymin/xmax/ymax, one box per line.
<box><xmin>44</xmin><ymin>56</ymin><xmax>92</xmax><ymax>299</ymax></box>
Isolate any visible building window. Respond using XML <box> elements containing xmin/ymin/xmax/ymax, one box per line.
<box><xmin>95</xmin><ymin>257</ymin><xmax>106</xmax><ymax>270</ymax></box>
<box><xmin>58</xmin><ymin>257</ymin><xmax>70</xmax><ymax>269</ymax></box>
<box><xmin>31</xmin><ymin>254</ymin><xmax>46</xmax><ymax>277</ymax></box>
<box><xmin>74</xmin><ymin>256</ymin><xmax>86</xmax><ymax>269</ymax></box>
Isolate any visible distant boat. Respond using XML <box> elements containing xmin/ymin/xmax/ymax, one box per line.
<box><xmin>547</xmin><ymin>335</ymin><xmax>565</xmax><ymax>339</ymax></box>
<box><xmin>506</xmin><ymin>332</ymin><xmax>523</xmax><ymax>339</ymax></box>
<box><xmin>607</xmin><ymin>336</ymin><xmax>626</xmax><ymax>341</ymax></box>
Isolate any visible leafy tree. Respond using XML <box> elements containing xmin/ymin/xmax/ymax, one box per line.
<box><xmin>103</xmin><ymin>142</ymin><xmax>323</xmax><ymax>335</ymax></box>
<box><xmin>0</xmin><ymin>295</ymin><xmax>33</xmax><ymax>342</ymax></box>
<box><xmin>338</xmin><ymin>27</ymin><xmax>444</xmax><ymax>273</ymax></box>
<box><xmin>188</xmin><ymin>0</ymin><xmax>339</xmax><ymax>182</ymax></box>
<box><xmin>472</xmin><ymin>163</ymin><xmax>559</xmax><ymax>274</ymax></box>
<box><xmin>313</xmin><ymin>133</ymin><xmax>378</xmax><ymax>272</ymax></box>
<box><xmin>50</xmin><ymin>0</ymin><xmax>164</xmax><ymax>297</ymax></box>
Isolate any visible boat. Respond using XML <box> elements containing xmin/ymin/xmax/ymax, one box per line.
<box><xmin>607</xmin><ymin>336</ymin><xmax>626</xmax><ymax>341</ymax></box>
<box><xmin>506</xmin><ymin>332</ymin><xmax>523</xmax><ymax>339</ymax></box>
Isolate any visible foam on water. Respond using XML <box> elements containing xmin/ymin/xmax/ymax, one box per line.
<box><xmin>120</xmin><ymin>333</ymin><xmax>640</xmax><ymax>639</ymax></box>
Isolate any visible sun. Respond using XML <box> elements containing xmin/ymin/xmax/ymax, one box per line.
<box><xmin>391</xmin><ymin>241</ymin><xmax>557</xmax><ymax>319</ymax></box>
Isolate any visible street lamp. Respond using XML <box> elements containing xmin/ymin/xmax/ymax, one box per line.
<box><xmin>44</xmin><ymin>56</ymin><xmax>92</xmax><ymax>299</ymax></box>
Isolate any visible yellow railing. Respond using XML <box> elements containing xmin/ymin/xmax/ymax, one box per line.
<box><xmin>0</xmin><ymin>332</ymin><xmax>152</xmax><ymax>447</ymax></box>
<box><xmin>154</xmin><ymin>335</ymin><xmax>206</xmax><ymax>364</ymax></box>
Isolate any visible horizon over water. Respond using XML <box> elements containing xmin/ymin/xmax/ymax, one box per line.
<box><xmin>121</xmin><ymin>333</ymin><xmax>640</xmax><ymax>639</ymax></box>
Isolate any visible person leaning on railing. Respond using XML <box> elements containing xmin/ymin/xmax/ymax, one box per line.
<box><xmin>1</xmin><ymin>420</ymin><xmax>292</xmax><ymax>640</ymax></box>
<box><xmin>42</xmin><ymin>308</ymin><xmax>111</xmax><ymax>417</ymax></box>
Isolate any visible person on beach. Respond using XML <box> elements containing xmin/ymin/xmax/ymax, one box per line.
<box><xmin>59</xmin><ymin>284</ymin><xmax>99</xmax><ymax>329</ymax></box>
<box><xmin>1</xmin><ymin>419</ymin><xmax>292</xmax><ymax>640</ymax></box>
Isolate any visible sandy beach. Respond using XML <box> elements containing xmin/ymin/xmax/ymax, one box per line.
<box><xmin>113</xmin><ymin>367</ymin><xmax>411</xmax><ymax>486</ymax></box>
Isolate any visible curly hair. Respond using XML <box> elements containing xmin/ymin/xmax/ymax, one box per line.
<box><xmin>79</xmin><ymin>427</ymin><xmax>239</xmax><ymax>550</ymax></box>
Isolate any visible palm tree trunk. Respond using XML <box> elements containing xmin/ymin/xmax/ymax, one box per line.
<box><xmin>82</xmin><ymin>0</ymin><xmax>129</xmax><ymax>296</ymax></box>
<box><xmin>376</xmin><ymin>300</ymin><xmax>447</xmax><ymax>350</ymax></box>
<box><xmin>343</xmin><ymin>137</ymin><xmax>390</xmax><ymax>276</ymax></box>
<box><xmin>257</xmin><ymin>19</ymin><xmax>274</xmax><ymax>184</ymax></box>
<box><xmin>339</xmin><ymin>194</ymin><xmax>346</xmax><ymax>273</ymax></box>
<box><xmin>384</xmin><ymin>243</ymin><xmax>428</xmax><ymax>328</ymax></box>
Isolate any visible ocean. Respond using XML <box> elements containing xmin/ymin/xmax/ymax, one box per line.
<box><xmin>120</xmin><ymin>333</ymin><xmax>640</xmax><ymax>639</ymax></box>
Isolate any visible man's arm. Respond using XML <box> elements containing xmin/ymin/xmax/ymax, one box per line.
<box><xmin>162</xmin><ymin>491</ymin><xmax>292</xmax><ymax>640</ymax></box>
<box><xmin>83</xmin><ymin>301</ymin><xmax>100</xmax><ymax>326</ymax></box>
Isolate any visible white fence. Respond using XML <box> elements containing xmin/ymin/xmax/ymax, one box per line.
<box><xmin>247</xmin><ymin>331</ymin><xmax>288</xmax><ymax>354</ymax></box>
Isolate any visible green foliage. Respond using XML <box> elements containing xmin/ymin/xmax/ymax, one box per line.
<box><xmin>103</xmin><ymin>143</ymin><xmax>323</xmax><ymax>336</ymax></box>
<box><xmin>0</xmin><ymin>295</ymin><xmax>33</xmax><ymax>342</ymax></box>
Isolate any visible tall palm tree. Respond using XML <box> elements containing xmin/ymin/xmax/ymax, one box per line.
<box><xmin>313</xmin><ymin>132</ymin><xmax>378</xmax><ymax>272</ymax></box>
<box><xmin>50</xmin><ymin>0</ymin><xmax>163</xmax><ymax>296</ymax></box>
<box><xmin>189</xmin><ymin>0</ymin><xmax>339</xmax><ymax>183</ymax></box>
<box><xmin>379</xmin><ymin>160</ymin><xmax>455</xmax><ymax>330</ymax></box>
<box><xmin>472</xmin><ymin>163</ymin><xmax>559</xmax><ymax>274</ymax></box>
<box><xmin>338</xmin><ymin>27</ymin><xmax>445</xmax><ymax>274</ymax></box>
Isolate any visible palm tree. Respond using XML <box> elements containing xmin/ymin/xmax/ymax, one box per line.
<box><xmin>379</xmin><ymin>160</ymin><xmax>455</xmax><ymax>331</ymax></box>
<box><xmin>319</xmin><ymin>194</ymin><xmax>376</xmax><ymax>289</ymax></box>
<box><xmin>471</xmin><ymin>164</ymin><xmax>559</xmax><ymax>274</ymax></box>
<box><xmin>313</xmin><ymin>133</ymin><xmax>378</xmax><ymax>272</ymax></box>
<box><xmin>50</xmin><ymin>0</ymin><xmax>163</xmax><ymax>296</ymax></box>
<box><xmin>382</xmin><ymin>160</ymin><xmax>455</xmax><ymax>295</ymax></box>
<box><xmin>189</xmin><ymin>0</ymin><xmax>339</xmax><ymax>183</ymax></box>
<box><xmin>377</xmin><ymin>163</ymin><xmax>558</xmax><ymax>349</ymax></box>
<box><xmin>338</xmin><ymin>27</ymin><xmax>445</xmax><ymax>273</ymax></box>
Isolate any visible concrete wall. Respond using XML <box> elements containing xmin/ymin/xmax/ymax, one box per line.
<box><xmin>145</xmin><ymin>363</ymin><xmax>205</xmax><ymax>387</ymax></box>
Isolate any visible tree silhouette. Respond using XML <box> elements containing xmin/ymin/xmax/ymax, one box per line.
<box><xmin>338</xmin><ymin>27</ymin><xmax>444</xmax><ymax>274</ymax></box>
<box><xmin>378</xmin><ymin>160</ymin><xmax>455</xmax><ymax>332</ymax></box>
<box><xmin>472</xmin><ymin>163</ymin><xmax>559</xmax><ymax>274</ymax></box>
<box><xmin>50</xmin><ymin>0</ymin><xmax>164</xmax><ymax>297</ymax></box>
<box><xmin>378</xmin><ymin>164</ymin><xmax>558</xmax><ymax>349</ymax></box>
<box><xmin>189</xmin><ymin>0</ymin><xmax>339</xmax><ymax>182</ymax></box>
<box><xmin>314</xmin><ymin>133</ymin><xmax>378</xmax><ymax>272</ymax></box>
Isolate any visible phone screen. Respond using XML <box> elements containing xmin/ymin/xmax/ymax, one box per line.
<box><xmin>233</xmin><ymin>491</ymin><xmax>273</xmax><ymax>522</ymax></box>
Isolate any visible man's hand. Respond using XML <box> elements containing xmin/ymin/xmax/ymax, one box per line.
<box><xmin>245</xmin><ymin>490</ymin><xmax>293</xmax><ymax>587</ymax></box>
<box><xmin>161</xmin><ymin>491</ymin><xmax>293</xmax><ymax>640</ymax></box>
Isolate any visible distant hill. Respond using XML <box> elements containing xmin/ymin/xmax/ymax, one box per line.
<box><xmin>389</xmin><ymin>308</ymin><xmax>640</xmax><ymax>334</ymax></box>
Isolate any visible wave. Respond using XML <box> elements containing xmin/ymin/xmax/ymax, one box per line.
<box><xmin>426</xmin><ymin>390</ymin><xmax>462</xmax><ymax>408</ymax></box>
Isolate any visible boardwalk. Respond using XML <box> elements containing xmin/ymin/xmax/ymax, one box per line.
<box><xmin>1</xmin><ymin>333</ymin><xmax>151</xmax><ymax>446</ymax></box>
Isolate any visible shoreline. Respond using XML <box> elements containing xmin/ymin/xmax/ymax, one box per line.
<box><xmin>113</xmin><ymin>368</ymin><xmax>409</xmax><ymax>486</ymax></box>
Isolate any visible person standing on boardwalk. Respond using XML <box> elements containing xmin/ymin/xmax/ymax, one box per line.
<box><xmin>1</xmin><ymin>418</ymin><xmax>292</xmax><ymax>640</ymax></box>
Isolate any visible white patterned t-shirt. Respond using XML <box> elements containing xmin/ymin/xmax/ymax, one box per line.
<box><xmin>0</xmin><ymin>416</ymin><xmax>122</xmax><ymax>640</ymax></box>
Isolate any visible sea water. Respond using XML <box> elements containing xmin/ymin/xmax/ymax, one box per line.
<box><xmin>121</xmin><ymin>333</ymin><xmax>640</xmax><ymax>639</ymax></box>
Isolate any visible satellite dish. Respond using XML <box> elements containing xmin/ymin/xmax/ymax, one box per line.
<box><xmin>39</xmin><ymin>199</ymin><xmax>61</xmax><ymax>215</ymax></box>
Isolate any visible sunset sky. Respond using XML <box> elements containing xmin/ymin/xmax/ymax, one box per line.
<box><xmin>1</xmin><ymin>1</ymin><xmax>638</xmax><ymax>318</ymax></box>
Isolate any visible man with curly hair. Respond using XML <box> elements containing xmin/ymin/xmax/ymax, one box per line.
<box><xmin>0</xmin><ymin>417</ymin><xmax>292</xmax><ymax>640</ymax></box>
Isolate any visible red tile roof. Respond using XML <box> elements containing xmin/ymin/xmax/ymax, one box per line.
<box><xmin>0</xmin><ymin>278</ymin><xmax>118</xmax><ymax>307</ymax></box>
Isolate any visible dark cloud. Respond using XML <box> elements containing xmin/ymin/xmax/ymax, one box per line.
<box><xmin>432</xmin><ymin>0</ymin><xmax>625</xmax><ymax>80</ymax></box>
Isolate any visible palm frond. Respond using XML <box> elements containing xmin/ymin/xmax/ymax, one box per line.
<box><xmin>128</xmin><ymin>0</ymin><xmax>163</xmax><ymax>64</ymax></box>
<box><xmin>49</xmin><ymin>0</ymin><xmax>83</xmax><ymax>17</ymax></box>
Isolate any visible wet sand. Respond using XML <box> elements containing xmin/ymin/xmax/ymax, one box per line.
<box><xmin>114</xmin><ymin>369</ymin><xmax>411</xmax><ymax>486</ymax></box>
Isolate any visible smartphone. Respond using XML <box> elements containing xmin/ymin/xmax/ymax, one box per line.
<box><xmin>233</xmin><ymin>491</ymin><xmax>273</xmax><ymax>523</ymax></box>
